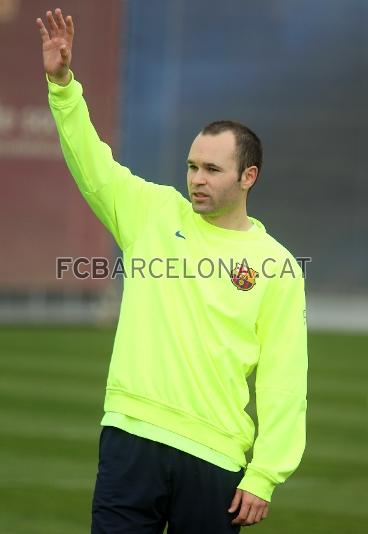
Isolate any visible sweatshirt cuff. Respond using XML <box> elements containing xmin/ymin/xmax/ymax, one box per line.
<box><xmin>236</xmin><ymin>468</ymin><xmax>276</xmax><ymax>502</ymax></box>
<box><xmin>46</xmin><ymin>70</ymin><xmax>82</xmax><ymax>107</ymax></box>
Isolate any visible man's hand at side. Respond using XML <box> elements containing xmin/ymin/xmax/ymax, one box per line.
<box><xmin>228</xmin><ymin>489</ymin><xmax>269</xmax><ymax>527</ymax></box>
<box><xmin>36</xmin><ymin>8</ymin><xmax>74</xmax><ymax>86</ymax></box>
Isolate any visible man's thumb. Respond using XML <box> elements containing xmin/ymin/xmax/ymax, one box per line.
<box><xmin>60</xmin><ymin>46</ymin><xmax>69</xmax><ymax>62</ymax></box>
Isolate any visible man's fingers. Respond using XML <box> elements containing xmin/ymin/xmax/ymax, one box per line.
<box><xmin>66</xmin><ymin>15</ymin><xmax>74</xmax><ymax>35</ymax></box>
<box><xmin>255</xmin><ymin>507</ymin><xmax>265</xmax><ymax>523</ymax></box>
<box><xmin>37</xmin><ymin>10</ymin><xmax>73</xmax><ymax>45</ymax></box>
<box><xmin>241</xmin><ymin>501</ymin><xmax>268</xmax><ymax>525</ymax></box>
<box><xmin>55</xmin><ymin>8</ymin><xmax>66</xmax><ymax>31</ymax></box>
<box><xmin>36</xmin><ymin>18</ymin><xmax>50</xmax><ymax>43</ymax></box>
<box><xmin>244</xmin><ymin>504</ymin><xmax>257</xmax><ymax>525</ymax></box>
<box><xmin>233</xmin><ymin>497</ymin><xmax>251</xmax><ymax>525</ymax></box>
<box><xmin>46</xmin><ymin>10</ymin><xmax>58</xmax><ymax>36</ymax></box>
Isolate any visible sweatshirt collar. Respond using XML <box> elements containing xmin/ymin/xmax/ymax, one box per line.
<box><xmin>193</xmin><ymin>212</ymin><xmax>266</xmax><ymax>241</ymax></box>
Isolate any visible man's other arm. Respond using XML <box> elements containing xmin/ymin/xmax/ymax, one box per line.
<box><xmin>237</xmin><ymin>257</ymin><xmax>308</xmax><ymax>502</ymax></box>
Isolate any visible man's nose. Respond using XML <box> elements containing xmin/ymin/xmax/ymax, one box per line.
<box><xmin>192</xmin><ymin>169</ymin><xmax>207</xmax><ymax>184</ymax></box>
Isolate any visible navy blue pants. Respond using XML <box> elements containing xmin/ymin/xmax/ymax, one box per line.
<box><xmin>91</xmin><ymin>426</ymin><xmax>244</xmax><ymax>533</ymax></box>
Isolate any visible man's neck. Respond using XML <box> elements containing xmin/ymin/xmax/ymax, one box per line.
<box><xmin>200</xmin><ymin>212</ymin><xmax>253</xmax><ymax>232</ymax></box>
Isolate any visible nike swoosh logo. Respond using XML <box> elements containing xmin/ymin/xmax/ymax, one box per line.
<box><xmin>175</xmin><ymin>230</ymin><xmax>186</xmax><ymax>239</ymax></box>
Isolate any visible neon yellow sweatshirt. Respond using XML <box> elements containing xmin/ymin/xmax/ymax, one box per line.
<box><xmin>47</xmin><ymin>71</ymin><xmax>308</xmax><ymax>502</ymax></box>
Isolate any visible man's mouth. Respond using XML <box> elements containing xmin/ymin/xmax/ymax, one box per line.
<box><xmin>192</xmin><ymin>193</ymin><xmax>209</xmax><ymax>199</ymax></box>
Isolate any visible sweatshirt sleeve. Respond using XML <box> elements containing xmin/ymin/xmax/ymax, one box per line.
<box><xmin>47</xmin><ymin>71</ymin><xmax>173</xmax><ymax>250</ymax></box>
<box><xmin>237</xmin><ymin>257</ymin><xmax>308</xmax><ymax>502</ymax></box>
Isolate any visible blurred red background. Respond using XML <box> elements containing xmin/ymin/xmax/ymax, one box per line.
<box><xmin>0</xmin><ymin>0</ymin><xmax>122</xmax><ymax>290</ymax></box>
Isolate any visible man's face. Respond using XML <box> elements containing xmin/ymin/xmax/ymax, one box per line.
<box><xmin>187</xmin><ymin>131</ymin><xmax>244</xmax><ymax>216</ymax></box>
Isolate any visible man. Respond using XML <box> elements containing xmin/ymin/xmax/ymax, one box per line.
<box><xmin>36</xmin><ymin>8</ymin><xmax>308</xmax><ymax>534</ymax></box>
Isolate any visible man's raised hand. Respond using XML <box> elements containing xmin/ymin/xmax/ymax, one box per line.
<box><xmin>36</xmin><ymin>8</ymin><xmax>74</xmax><ymax>86</ymax></box>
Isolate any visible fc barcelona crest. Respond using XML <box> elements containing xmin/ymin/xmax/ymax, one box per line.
<box><xmin>230</xmin><ymin>263</ymin><xmax>259</xmax><ymax>291</ymax></box>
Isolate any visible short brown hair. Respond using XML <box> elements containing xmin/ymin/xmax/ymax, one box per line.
<box><xmin>201</xmin><ymin>120</ymin><xmax>263</xmax><ymax>189</ymax></box>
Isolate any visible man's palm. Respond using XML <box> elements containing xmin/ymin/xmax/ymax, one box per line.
<box><xmin>37</xmin><ymin>9</ymin><xmax>74</xmax><ymax>80</ymax></box>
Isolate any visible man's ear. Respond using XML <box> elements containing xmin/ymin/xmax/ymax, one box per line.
<box><xmin>240</xmin><ymin>166</ymin><xmax>258</xmax><ymax>190</ymax></box>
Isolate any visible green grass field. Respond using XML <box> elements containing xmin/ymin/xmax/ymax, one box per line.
<box><xmin>0</xmin><ymin>327</ymin><xmax>367</xmax><ymax>534</ymax></box>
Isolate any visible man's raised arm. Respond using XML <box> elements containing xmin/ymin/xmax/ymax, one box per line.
<box><xmin>36</xmin><ymin>9</ymin><xmax>173</xmax><ymax>250</ymax></box>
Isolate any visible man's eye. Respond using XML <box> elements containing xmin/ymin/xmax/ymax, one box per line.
<box><xmin>189</xmin><ymin>165</ymin><xmax>197</xmax><ymax>170</ymax></box>
<box><xmin>208</xmin><ymin>167</ymin><xmax>219</xmax><ymax>172</ymax></box>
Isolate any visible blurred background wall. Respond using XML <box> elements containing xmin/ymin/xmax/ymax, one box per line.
<box><xmin>0</xmin><ymin>0</ymin><xmax>367</xmax><ymax>328</ymax></box>
<box><xmin>0</xmin><ymin>0</ymin><xmax>122</xmax><ymax>321</ymax></box>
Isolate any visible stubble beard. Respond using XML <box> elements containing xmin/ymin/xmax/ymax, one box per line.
<box><xmin>191</xmin><ymin>198</ymin><xmax>216</xmax><ymax>214</ymax></box>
